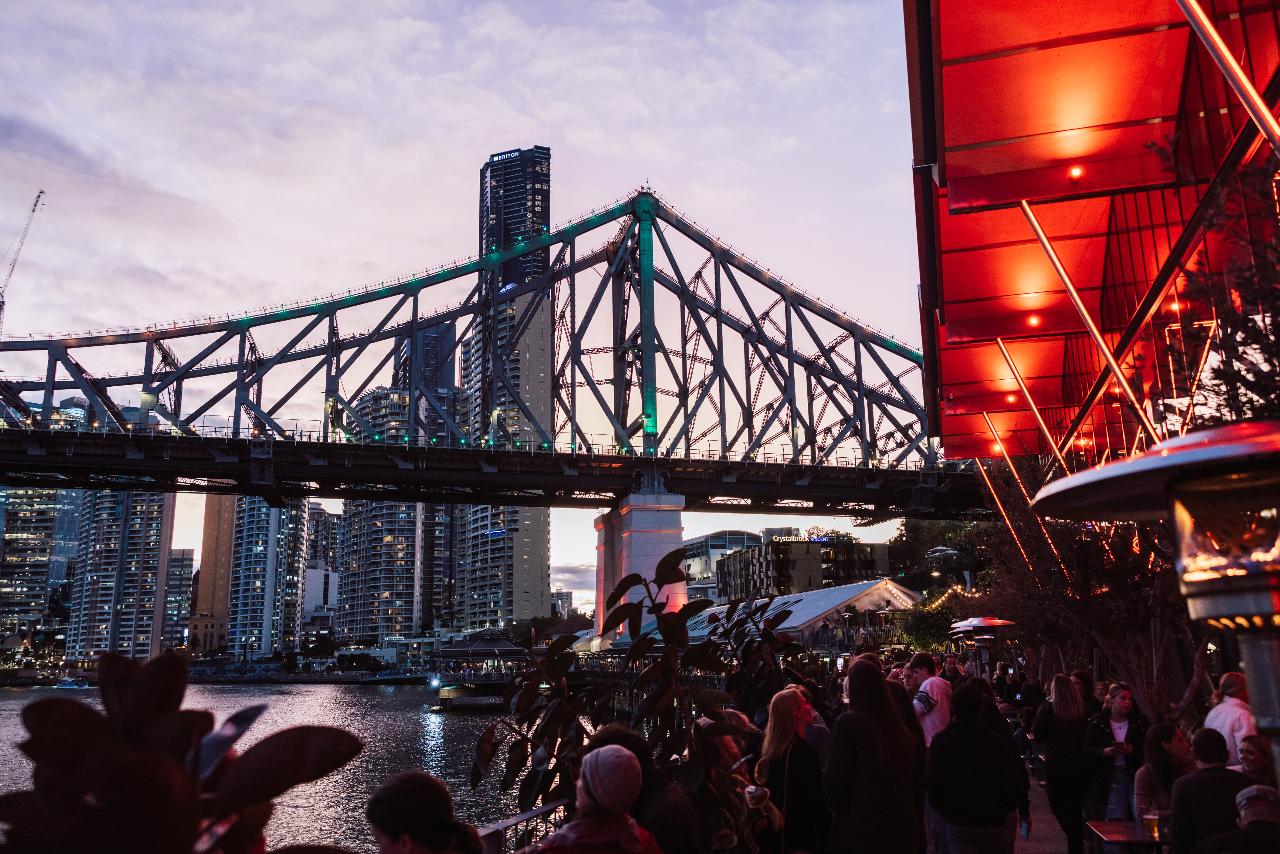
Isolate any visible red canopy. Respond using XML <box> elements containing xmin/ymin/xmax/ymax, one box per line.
<box><xmin>907</xmin><ymin>0</ymin><xmax>1280</xmax><ymax>459</ymax></box>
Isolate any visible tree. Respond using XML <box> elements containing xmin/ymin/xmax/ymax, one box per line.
<box><xmin>963</xmin><ymin>457</ymin><xmax>1205</xmax><ymax>722</ymax></box>
<box><xmin>900</xmin><ymin>598</ymin><xmax>955</xmax><ymax>650</ymax></box>
<box><xmin>1165</xmin><ymin>163</ymin><xmax>1280</xmax><ymax>424</ymax></box>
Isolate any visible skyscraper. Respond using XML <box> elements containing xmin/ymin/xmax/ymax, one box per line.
<box><xmin>0</xmin><ymin>398</ymin><xmax>86</xmax><ymax>642</ymax></box>
<box><xmin>189</xmin><ymin>493</ymin><xmax>236</xmax><ymax>653</ymax></box>
<box><xmin>301</xmin><ymin>501</ymin><xmax>341</xmax><ymax>626</ymax></box>
<box><xmin>395</xmin><ymin>323</ymin><xmax>459</xmax><ymax>631</ymax></box>
<box><xmin>0</xmin><ymin>487</ymin><xmax>81</xmax><ymax>639</ymax></box>
<box><xmin>66</xmin><ymin>490</ymin><xmax>176</xmax><ymax>662</ymax></box>
<box><xmin>163</xmin><ymin>548</ymin><xmax>194</xmax><ymax>649</ymax></box>
<box><xmin>457</xmin><ymin>145</ymin><xmax>553</xmax><ymax>630</ymax></box>
<box><xmin>226</xmin><ymin>496</ymin><xmax>307</xmax><ymax>659</ymax></box>
<box><xmin>338</xmin><ymin>388</ymin><xmax>423</xmax><ymax>644</ymax></box>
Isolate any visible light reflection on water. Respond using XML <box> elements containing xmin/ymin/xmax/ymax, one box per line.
<box><xmin>0</xmin><ymin>684</ymin><xmax>517</xmax><ymax>853</ymax></box>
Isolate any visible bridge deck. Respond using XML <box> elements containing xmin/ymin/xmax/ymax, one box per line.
<box><xmin>0</xmin><ymin>429</ymin><xmax>980</xmax><ymax>518</ymax></box>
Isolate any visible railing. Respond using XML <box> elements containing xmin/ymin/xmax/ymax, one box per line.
<box><xmin>0</xmin><ymin>422</ymin><xmax>956</xmax><ymax>471</ymax></box>
<box><xmin>477</xmin><ymin>798</ymin><xmax>570</xmax><ymax>854</ymax></box>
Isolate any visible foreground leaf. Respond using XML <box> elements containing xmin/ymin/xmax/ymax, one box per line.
<box><xmin>213</xmin><ymin>726</ymin><xmax>362</xmax><ymax>816</ymax></box>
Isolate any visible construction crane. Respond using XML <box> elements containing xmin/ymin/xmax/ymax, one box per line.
<box><xmin>0</xmin><ymin>189</ymin><xmax>46</xmax><ymax>339</ymax></box>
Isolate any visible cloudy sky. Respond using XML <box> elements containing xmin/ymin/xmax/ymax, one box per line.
<box><xmin>1</xmin><ymin>0</ymin><xmax>916</xmax><ymax>613</ymax></box>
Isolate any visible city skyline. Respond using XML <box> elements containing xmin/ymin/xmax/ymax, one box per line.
<box><xmin>1</xmin><ymin>2</ymin><xmax>915</xmax><ymax>612</ymax></box>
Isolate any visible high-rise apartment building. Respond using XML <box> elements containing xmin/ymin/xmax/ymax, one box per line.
<box><xmin>66</xmin><ymin>490</ymin><xmax>176</xmax><ymax>662</ymax></box>
<box><xmin>395</xmin><ymin>325</ymin><xmax>459</xmax><ymax>631</ymax></box>
<box><xmin>0</xmin><ymin>487</ymin><xmax>81</xmax><ymax>638</ymax></box>
<box><xmin>457</xmin><ymin>145</ymin><xmax>553</xmax><ymax>629</ymax></box>
<box><xmin>301</xmin><ymin>501</ymin><xmax>341</xmax><ymax>627</ymax></box>
<box><xmin>189</xmin><ymin>493</ymin><xmax>236</xmax><ymax>653</ymax></box>
<box><xmin>162</xmin><ymin>548</ymin><xmax>194</xmax><ymax>649</ymax></box>
<box><xmin>0</xmin><ymin>398</ymin><xmax>86</xmax><ymax>641</ymax></box>
<box><xmin>226</xmin><ymin>496</ymin><xmax>306</xmax><ymax>658</ymax></box>
<box><xmin>339</xmin><ymin>388</ymin><xmax>426</xmax><ymax>644</ymax></box>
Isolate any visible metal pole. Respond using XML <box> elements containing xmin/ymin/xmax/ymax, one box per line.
<box><xmin>982</xmin><ymin>411</ymin><xmax>1071</xmax><ymax>583</ymax></box>
<box><xmin>996</xmin><ymin>337</ymin><xmax>1070</xmax><ymax>475</ymax></box>
<box><xmin>1019</xmin><ymin>200</ymin><xmax>1162</xmax><ymax>444</ymax></box>
<box><xmin>1177</xmin><ymin>0</ymin><xmax>1280</xmax><ymax>156</ymax></box>
<box><xmin>975</xmin><ymin>460</ymin><xmax>1037</xmax><ymax>578</ymax></box>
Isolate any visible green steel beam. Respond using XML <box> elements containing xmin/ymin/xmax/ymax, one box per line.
<box><xmin>635</xmin><ymin>193</ymin><xmax>659</xmax><ymax>456</ymax></box>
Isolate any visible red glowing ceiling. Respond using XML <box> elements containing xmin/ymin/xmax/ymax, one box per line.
<box><xmin>907</xmin><ymin>0</ymin><xmax>1280</xmax><ymax>459</ymax></box>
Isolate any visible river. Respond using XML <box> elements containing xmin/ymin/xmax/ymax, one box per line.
<box><xmin>0</xmin><ymin>683</ymin><xmax>517</xmax><ymax>852</ymax></box>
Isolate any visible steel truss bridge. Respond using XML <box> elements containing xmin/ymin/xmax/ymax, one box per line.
<box><xmin>0</xmin><ymin>191</ymin><xmax>978</xmax><ymax>520</ymax></box>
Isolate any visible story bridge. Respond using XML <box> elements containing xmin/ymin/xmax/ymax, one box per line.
<box><xmin>0</xmin><ymin>190</ymin><xmax>978</xmax><ymax>522</ymax></box>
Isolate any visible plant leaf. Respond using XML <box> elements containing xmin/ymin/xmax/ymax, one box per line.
<box><xmin>606</xmin><ymin>573</ymin><xmax>646</xmax><ymax>611</ymax></box>
<box><xmin>471</xmin><ymin>721</ymin><xmax>501</xmax><ymax>789</ymax></box>
<box><xmin>546</xmin><ymin>633</ymin><xmax>578</xmax><ymax>658</ymax></box>
<box><xmin>193</xmin><ymin>704</ymin><xmax>268</xmax><ymax>783</ymax></box>
<box><xmin>680</xmin><ymin>599</ymin><xmax>715</xmax><ymax>619</ymax></box>
<box><xmin>600</xmin><ymin>601</ymin><xmax>640</xmax><ymax>636</ymax></box>
<box><xmin>97</xmin><ymin>653</ymin><xmax>140</xmax><ymax>725</ymax></box>
<box><xmin>212</xmin><ymin>726</ymin><xmax>362</xmax><ymax>816</ymax></box>
<box><xmin>21</xmin><ymin>697</ymin><xmax>111</xmax><ymax>739</ymax></box>
<box><xmin>653</xmin><ymin>548</ymin><xmax>687</xmax><ymax>587</ymax></box>
<box><xmin>118</xmin><ymin>653</ymin><xmax>188</xmax><ymax>742</ymax></box>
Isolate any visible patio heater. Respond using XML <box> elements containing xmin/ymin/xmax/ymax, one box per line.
<box><xmin>1034</xmin><ymin>421</ymin><xmax>1280</xmax><ymax>771</ymax></box>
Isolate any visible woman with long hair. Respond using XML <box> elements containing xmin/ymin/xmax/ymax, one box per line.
<box><xmin>1239</xmin><ymin>734</ymin><xmax>1277</xmax><ymax>787</ymax></box>
<box><xmin>1033</xmin><ymin>673</ymin><xmax>1091</xmax><ymax>854</ymax></box>
<box><xmin>754</xmin><ymin>688</ymin><xmax>830</xmax><ymax>854</ymax></box>
<box><xmin>825</xmin><ymin>658</ymin><xmax>924</xmax><ymax>853</ymax></box>
<box><xmin>1083</xmin><ymin>682</ymin><xmax>1147</xmax><ymax>822</ymax></box>
<box><xmin>1133</xmin><ymin>722</ymin><xmax>1190</xmax><ymax>820</ymax></box>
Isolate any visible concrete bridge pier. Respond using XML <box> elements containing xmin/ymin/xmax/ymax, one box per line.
<box><xmin>593</xmin><ymin>490</ymin><xmax>686</xmax><ymax>640</ymax></box>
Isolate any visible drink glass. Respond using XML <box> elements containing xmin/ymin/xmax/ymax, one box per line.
<box><xmin>1141</xmin><ymin>813</ymin><xmax>1159</xmax><ymax>839</ymax></box>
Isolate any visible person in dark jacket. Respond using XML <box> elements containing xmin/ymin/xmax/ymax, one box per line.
<box><xmin>1034</xmin><ymin>674</ymin><xmax>1092</xmax><ymax>854</ymax></box>
<box><xmin>1170</xmin><ymin>729</ymin><xmax>1252</xmax><ymax>854</ymax></box>
<box><xmin>585</xmin><ymin>724</ymin><xmax>702</xmax><ymax>854</ymax></box>
<box><xmin>925</xmin><ymin>683</ymin><xmax>1028</xmax><ymax>854</ymax></box>
<box><xmin>755</xmin><ymin>688</ymin><xmax>830</xmax><ymax>854</ymax></box>
<box><xmin>1083</xmin><ymin>682</ymin><xmax>1147</xmax><ymax>821</ymax></box>
<box><xmin>825</xmin><ymin>659</ymin><xmax>924</xmax><ymax>853</ymax></box>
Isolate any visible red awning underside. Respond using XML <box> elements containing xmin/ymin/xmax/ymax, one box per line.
<box><xmin>909</xmin><ymin>0</ymin><xmax>1280</xmax><ymax>459</ymax></box>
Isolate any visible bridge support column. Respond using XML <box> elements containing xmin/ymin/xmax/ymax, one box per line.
<box><xmin>593</xmin><ymin>490</ymin><xmax>686</xmax><ymax>642</ymax></box>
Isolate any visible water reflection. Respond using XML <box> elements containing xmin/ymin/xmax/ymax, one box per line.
<box><xmin>0</xmin><ymin>684</ymin><xmax>518</xmax><ymax>853</ymax></box>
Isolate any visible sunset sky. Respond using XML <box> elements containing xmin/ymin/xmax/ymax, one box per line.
<box><xmin>1</xmin><ymin>1</ymin><xmax>917</xmax><ymax>612</ymax></box>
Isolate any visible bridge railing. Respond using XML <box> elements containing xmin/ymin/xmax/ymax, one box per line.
<box><xmin>0</xmin><ymin>421</ymin><xmax>963</xmax><ymax>472</ymax></box>
<box><xmin>477</xmin><ymin>798</ymin><xmax>570</xmax><ymax>854</ymax></box>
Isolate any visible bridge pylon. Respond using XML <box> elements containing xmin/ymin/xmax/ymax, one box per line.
<box><xmin>593</xmin><ymin>486</ymin><xmax>686</xmax><ymax>641</ymax></box>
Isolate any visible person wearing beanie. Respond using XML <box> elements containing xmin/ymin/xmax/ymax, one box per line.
<box><xmin>517</xmin><ymin>744</ymin><xmax>662</xmax><ymax>854</ymax></box>
<box><xmin>585</xmin><ymin>723</ymin><xmax>702</xmax><ymax>854</ymax></box>
<box><xmin>1192</xmin><ymin>784</ymin><xmax>1280</xmax><ymax>854</ymax></box>
<box><xmin>1204</xmin><ymin>672</ymin><xmax>1256</xmax><ymax>768</ymax></box>
<box><xmin>366</xmin><ymin>772</ymin><xmax>481</xmax><ymax>854</ymax></box>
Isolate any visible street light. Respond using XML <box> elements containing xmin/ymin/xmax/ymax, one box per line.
<box><xmin>1033</xmin><ymin>421</ymin><xmax>1280</xmax><ymax>772</ymax></box>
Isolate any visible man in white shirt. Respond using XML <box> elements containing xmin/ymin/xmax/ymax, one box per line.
<box><xmin>906</xmin><ymin>652</ymin><xmax>953</xmax><ymax>747</ymax></box>
<box><xmin>906</xmin><ymin>652</ymin><xmax>954</xmax><ymax>854</ymax></box>
<box><xmin>1205</xmin><ymin>671</ymin><xmax>1256</xmax><ymax>767</ymax></box>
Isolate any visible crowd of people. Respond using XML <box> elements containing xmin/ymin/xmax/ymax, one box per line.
<box><xmin>362</xmin><ymin>654</ymin><xmax>1279</xmax><ymax>854</ymax></box>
